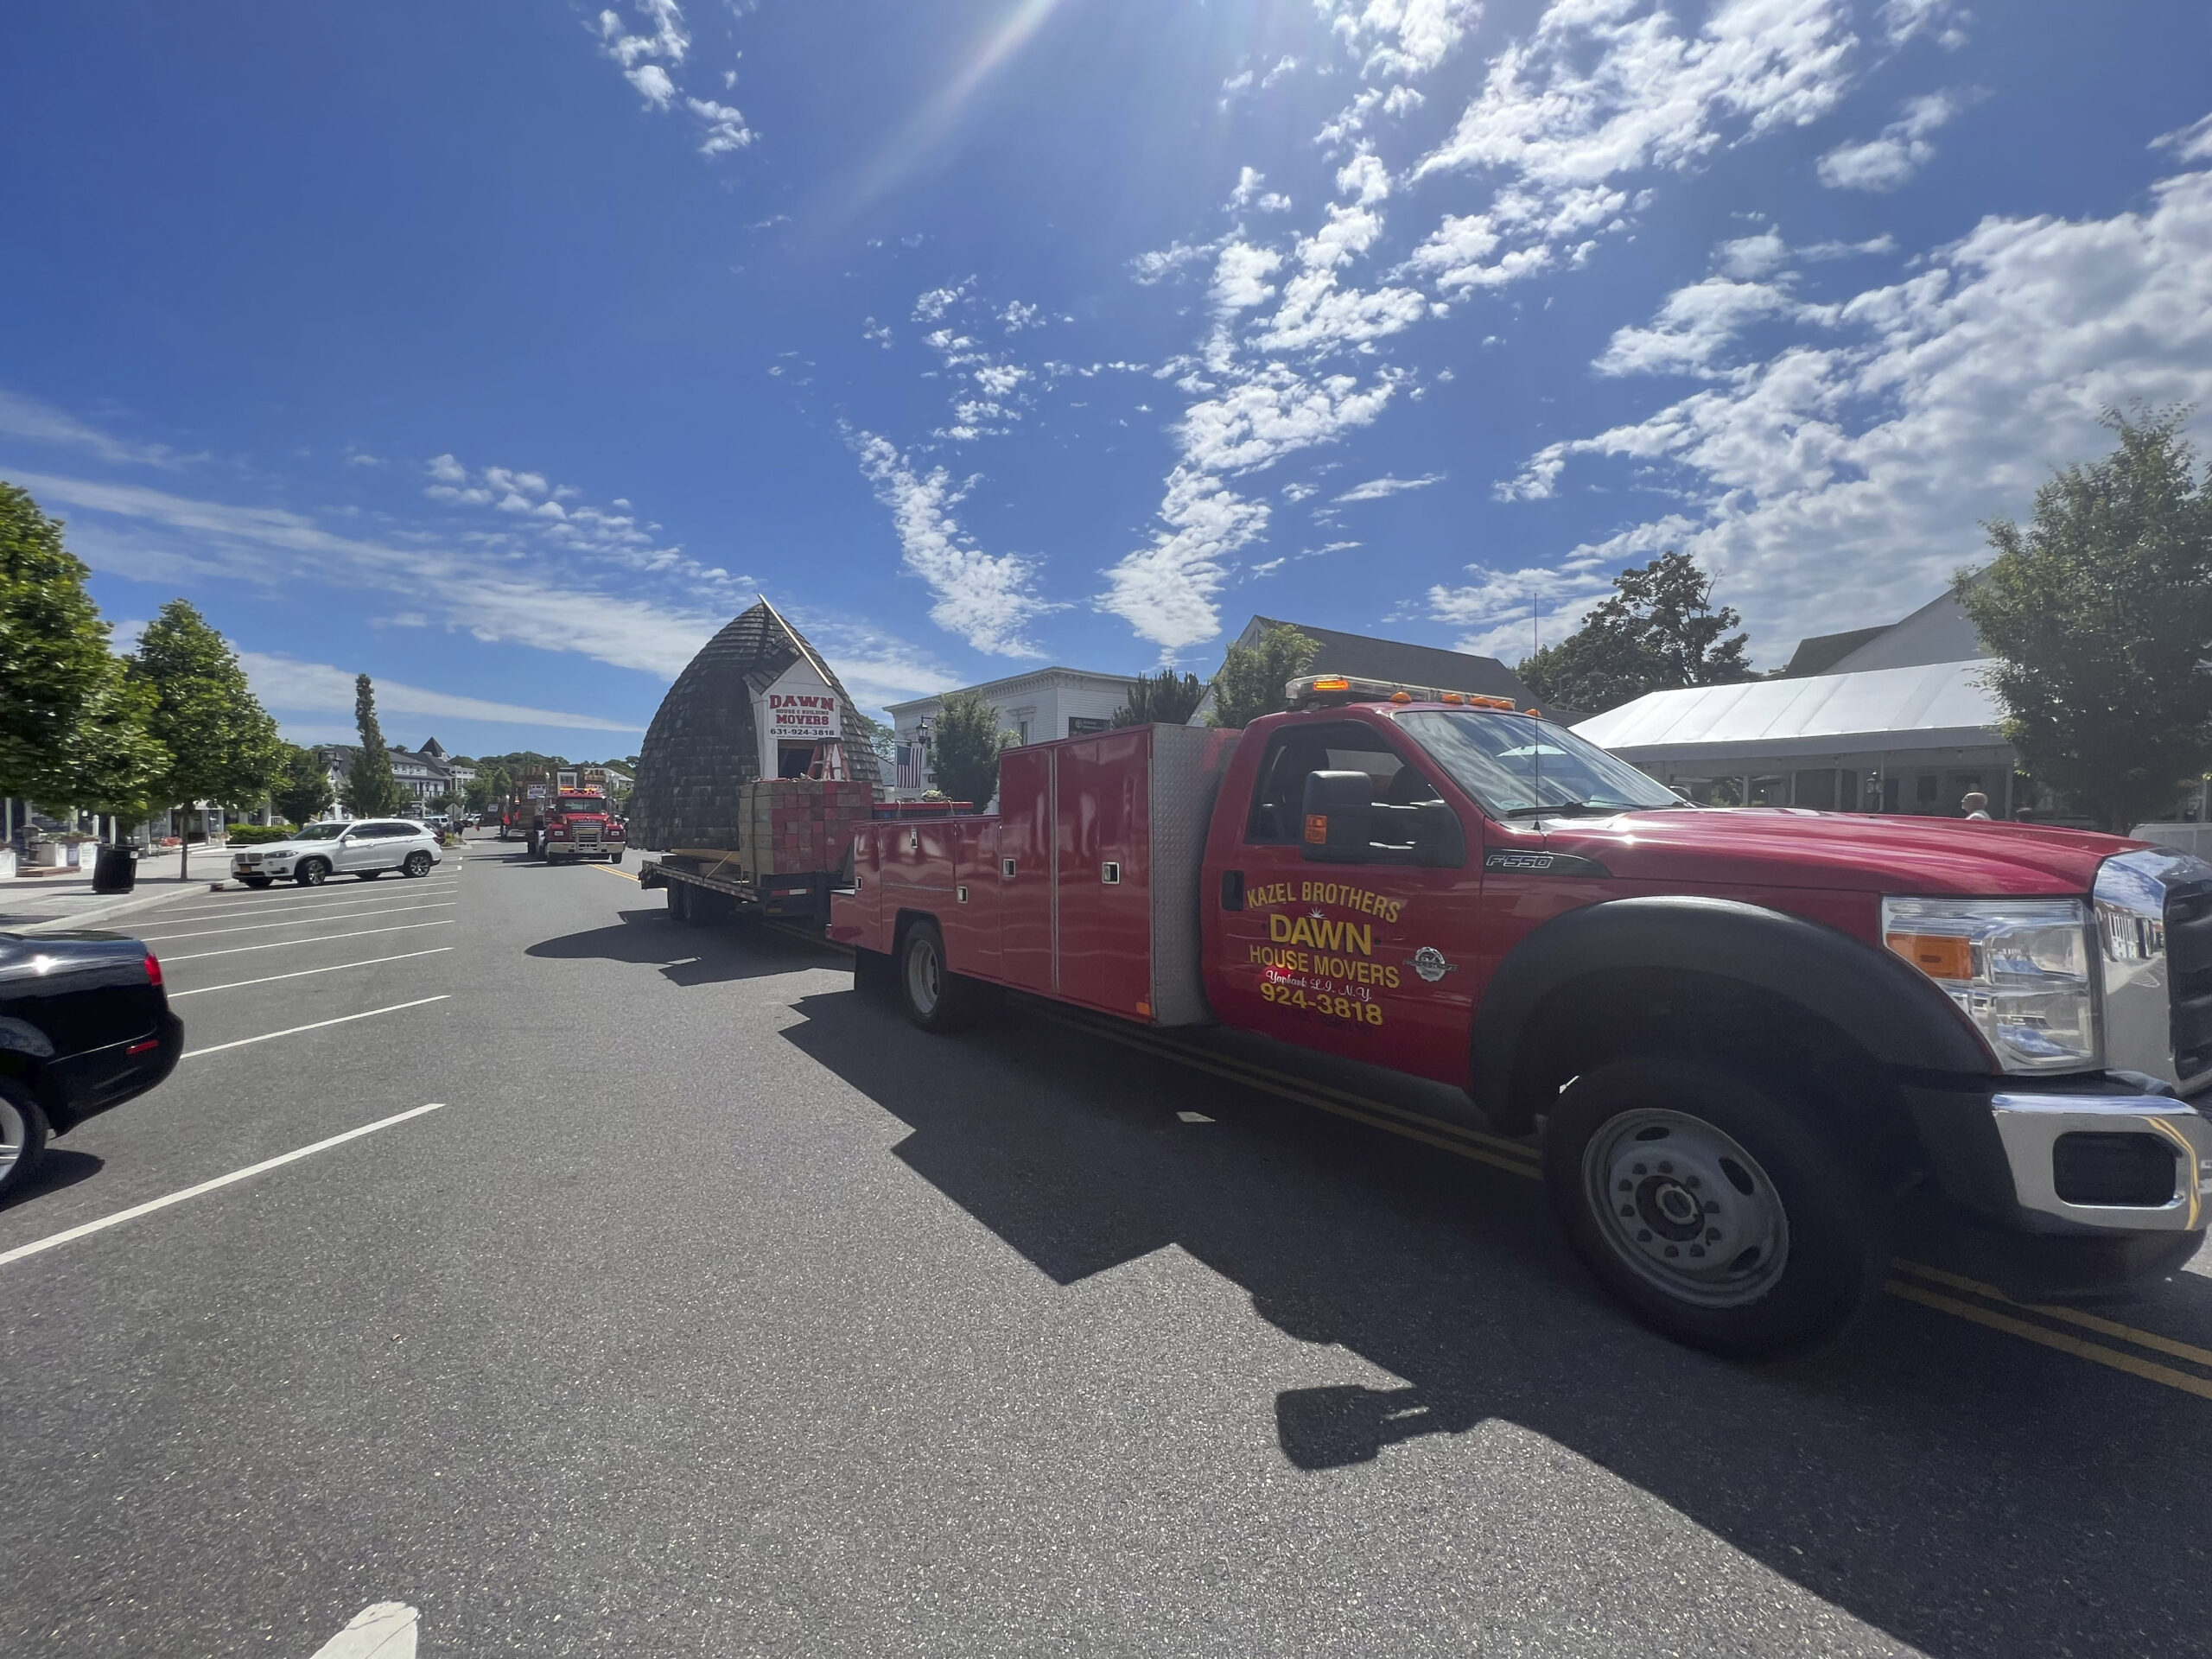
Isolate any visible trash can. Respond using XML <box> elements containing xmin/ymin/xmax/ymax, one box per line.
<box><xmin>92</xmin><ymin>843</ymin><xmax>138</xmax><ymax>894</ymax></box>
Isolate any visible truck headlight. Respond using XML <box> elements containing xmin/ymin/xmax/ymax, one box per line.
<box><xmin>1882</xmin><ymin>897</ymin><xmax>2099</xmax><ymax>1073</ymax></box>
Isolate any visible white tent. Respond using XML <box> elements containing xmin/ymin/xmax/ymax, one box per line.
<box><xmin>1573</xmin><ymin>660</ymin><xmax>2001</xmax><ymax>764</ymax></box>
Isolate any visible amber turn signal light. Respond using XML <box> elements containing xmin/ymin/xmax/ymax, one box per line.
<box><xmin>1885</xmin><ymin>931</ymin><xmax>1974</xmax><ymax>981</ymax></box>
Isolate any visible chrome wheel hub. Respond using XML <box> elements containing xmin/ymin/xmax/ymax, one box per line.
<box><xmin>1582</xmin><ymin>1107</ymin><xmax>1789</xmax><ymax>1309</ymax></box>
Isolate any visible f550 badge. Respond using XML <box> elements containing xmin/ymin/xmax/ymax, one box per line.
<box><xmin>1483</xmin><ymin>850</ymin><xmax>1611</xmax><ymax>877</ymax></box>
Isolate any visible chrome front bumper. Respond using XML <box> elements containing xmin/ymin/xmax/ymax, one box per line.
<box><xmin>1991</xmin><ymin>1090</ymin><xmax>2212</xmax><ymax>1232</ymax></box>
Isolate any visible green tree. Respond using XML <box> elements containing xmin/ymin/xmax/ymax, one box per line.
<box><xmin>40</xmin><ymin>666</ymin><xmax>168</xmax><ymax>828</ymax></box>
<box><xmin>1960</xmin><ymin>408</ymin><xmax>2212</xmax><ymax>832</ymax></box>
<box><xmin>134</xmin><ymin>600</ymin><xmax>285</xmax><ymax>874</ymax></box>
<box><xmin>931</xmin><ymin>690</ymin><xmax>1010</xmax><ymax>807</ymax></box>
<box><xmin>273</xmin><ymin>743</ymin><xmax>335</xmax><ymax>825</ymax></box>
<box><xmin>1517</xmin><ymin>550</ymin><xmax>1753</xmax><ymax>714</ymax></box>
<box><xmin>1209</xmin><ymin>624</ymin><xmax>1321</xmax><ymax>728</ymax></box>
<box><xmin>1112</xmin><ymin>668</ymin><xmax>1204</xmax><ymax>728</ymax></box>
<box><xmin>462</xmin><ymin>776</ymin><xmax>497</xmax><ymax>814</ymax></box>
<box><xmin>0</xmin><ymin>482</ymin><xmax>124</xmax><ymax>807</ymax></box>
<box><xmin>343</xmin><ymin>673</ymin><xmax>407</xmax><ymax>817</ymax></box>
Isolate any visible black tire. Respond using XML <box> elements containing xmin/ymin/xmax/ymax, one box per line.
<box><xmin>608</xmin><ymin>848</ymin><xmax>624</xmax><ymax>865</ymax></box>
<box><xmin>525</xmin><ymin>831</ymin><xmax>541</xmax><ymax>857</ymax></box>
<box><xmin>898</xmin><ymin>919</ymin><xmax>982</xmax><ymax>1033</ymax></box>
<box><xmin>669</xmin><ymin>882</ymin><xmax>692</xmax><ymax>923</ymax></box>
<box><xmin>0</xmin><ymin>1078</ymin><xmax>50</xmax><ymax>1204</ymax></box>
<box><xmin>403</xmin><ymin>851</ymin><xmax>433</xmax><ymax>877</ymax></box>
<box><xmin>240</xmin><ymin>876</ymin><xmax>273</xmax><ymax>889</ymax></box>
<box><xmin>295</xmin><ymin>858</ymin><xmax>329</xmax><ymax>887</ymax></box>
<box><xmin>1541</xmin><ymin>1055</ymin><xmax>1885</xmax><ymax>1360</ymax></box>
<box><xmin>354</xmin><ymin>871</ymin><xmax>382</xmax><ymax>881</ymax></box>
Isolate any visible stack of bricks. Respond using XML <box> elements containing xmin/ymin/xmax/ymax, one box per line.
<box><xmin>738</xmin><ymin>778</ymin><xmax>877</xmax><ymax>879</ymax></box>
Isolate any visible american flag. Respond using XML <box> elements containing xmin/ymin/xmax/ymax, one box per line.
<box><xmin>896</xmin><ymin>743</ymin><xmax>923</xmax><ymax>790</ymax></box>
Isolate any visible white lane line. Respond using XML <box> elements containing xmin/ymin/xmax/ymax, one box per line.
<box><xmin>181</xmin><ymin>996</ymin><xmax>449</xmax><ymax>1058</ymax></box>
<box><xmin>157</xmin><ymin>881</ymin><xmax>461</xmax><ymax>918</ymax></box>
<box><xmin>167</xmin><ymin>948</ymin><xmax>456</xmax><ymax>998</ymax></box>
<box><xmin>139</xmin><ymin>902</ymin><xmax>456</xmax><ymax>944</ymax></box>
<box><xmin>312</xmin><ymin>1602</ymin><xmax>419</xmax><ymax>1659</ymax></box>
<box><xmin>163</xmin><ymin>919</ymin><xmax>454</xmax><ymax>963</ymax></box>
<box><xmin>0</xmin><ymin>1104</ymin><xmax>445</xmax><ymax>1269</ymax></box>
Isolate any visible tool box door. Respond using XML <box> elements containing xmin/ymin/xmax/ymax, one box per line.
<box><xmin>1054</xmin><ymin>730</ymin><xmax>1151</xmax><ymax>1017</ymax></box>
<box><xmin>997</xmin><ymin>746</ymin><xmax>1054</xmax><ymax>994</ymax></box>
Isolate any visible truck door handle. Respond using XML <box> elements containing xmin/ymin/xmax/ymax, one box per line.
<box><xmin>1220</xmin><ymin>869</ymin><xmax>1244</xmax><ymax>911</ymax></box>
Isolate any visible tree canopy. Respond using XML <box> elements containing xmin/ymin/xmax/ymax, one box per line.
<box><xmin>930</xmin><ymin>690</ymin><xmax>1007</xmax><ymax>807</ymax></box>
<box><xmin>1517</xmin><ymin>551</ymin><xmax>1753</xmax><ymax>715</ymax></box>
<box><xmin>1209</xmin><ymin>624</ymin><xmax>1321</xmax><ymax>728</ymax></box>
<box><xmin>134</xmin><ymin>598</ymin><xmax>285</xmax><ymax>819</ymax></box>
<box><xmin>273</xmin><ymin>742</ymin><xmax>335</xmax><ymax>825</ymax></box>
<box><xmin>1961</xmin><ymin>408</ymin><xmax>2212</xmax><ymax>832</ymax></box>
<box><xmin>1112</xmin><ymin>668</ymin><xmax>1204</xmax><ymax>728</ymax></box>
<box><xmin>0</xmin><ymin>481</ymin><xmax>155</xmax><ymax>810</ymax></box>
<box><xmin>343</xmin><ymin>673</ymin><xmax>409</xmax><ymax>817</ymax></box>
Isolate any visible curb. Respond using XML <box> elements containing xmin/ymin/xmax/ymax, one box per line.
<box><xmin>12</xmin><ymin>881</ymin><xmax>207</xmax><ymax>937</ymax></box>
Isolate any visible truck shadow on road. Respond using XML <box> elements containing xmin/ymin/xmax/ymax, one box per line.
<box><xmin>524</xmin><ymin>908</ymin><xmax>837</xmax><ymax>988</ymax></box>
<box><xmin>779</xmin><ymin>979</ymin><xmax>2212</xmax><ymax>1659</ymax></box>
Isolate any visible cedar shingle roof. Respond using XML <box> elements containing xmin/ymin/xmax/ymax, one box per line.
<box><xmin>631</xmin><ymin>600</ymin><xmax>880</xmax><ymax>849</ymax></box>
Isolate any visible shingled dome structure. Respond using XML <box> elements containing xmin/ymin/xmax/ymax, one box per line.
<box><xmin>631</xmin><ymin>598</ymin><xmax>880</xmax><ymax>850</ymax></box>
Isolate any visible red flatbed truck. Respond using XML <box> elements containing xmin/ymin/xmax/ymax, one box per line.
<box><xmin>831</xmin><ymin>673</ymin><xmax>2212</xmax><ymax>1357</ymax></box>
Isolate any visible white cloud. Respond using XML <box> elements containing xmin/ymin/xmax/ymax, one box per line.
<box><xmin>1129</xmin><ymin>240</ymin><xmax>1213</xmax><ymax>284</ymax></box>
<box><xmin>0</xmin><ymin>389</ymin><xmax>188</xmax><ymax>467</ymax></box>
<box><xmin>1335</xmin><ymin>472</ymin><xmax>1445</xmax><ymax>501</ymax></box>
<box><xmin>912</xmin><ymin>282</ymin><xmax>969</xmax><ymax>321</ymax></box>
<box><xmin>1211</xmin><ymin>243</ymin><xmax>1285</xmax><ymax>313</ymax></box>
<box><xmin>852</xmin><ymin>432</ymin><xmax>1049</xmax><ymax>656</ymax></box>
<box><xmin>1878</xmin><ymin>0</ymin><xmax>1969</xmax><ymax>50</ymax></box>
<box><xmin>686</xmin><ymin>97</ymin><xmax>753</xmax><ymax>154</ymax></box>
<box><xmin>626</xmin><ymin>64</ymin><xmax>677</xmax><ymax>108</ymax></box>
<box><xmin>2152</xmin><ymin>111</ymin><xmax>2212</xmax><ymax>165</ymax></box>
<box><xmin>1408</xmin><ymin>0</ymin><xmax>1855</xmax><ymax>289</ymax></box>
<box><xmin>1229</xmin><ymin>166</ymin><xmax>1294</xmax><ymax>215</ymax></box>
<box><xmin>1501</xmin><ymin>157</ymin><xmax>2212</xmax><ymax>661</ymax></box>
<box><xmin>1001</xmin><ymin>300</ymin><xmax>1040</xmax><ymax>331</ymax></box>
<box><xmin>862</xmin><ymin>317</ymin><xmax>894</xmax><ymax>348</ymax></box>
<box><xmin>14</xmin><ymin>469</ymin><xmax>729</xmax><ymax>677</ymax></box>
<box><xmin>1319</xmin><ymin>0</ymin><xmax>1483</xmax><ymax>80</ymax></box>
<box><xmin>240</xmin><ymin>654</ymin><xmax>644</xmax><ymax>733</ymax></box>
<box><xmin>1593</xmin><ymin>276</ymin><xmax>1808</xmax><ymax>378</ymax></box>
<box><xmin>1817</xmin><ymin>90</ymin><xmax>1965</xmax><ymax>192</ymax></box>
<box><xmin>1717</xmin><ymin>229</ymin><xmax>1788</xmax><ymax>277</ymax></box>
<box><xmin>427</xmin><ymin>453</ymin><xmax>467</xmax><ymax>484</ymax></box>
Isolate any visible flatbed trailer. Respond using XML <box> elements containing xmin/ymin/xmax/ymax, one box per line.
<box><xmin>639</xmin><ymin>853</ymin><xmax>839</xmax><ymax>928</ymax></box>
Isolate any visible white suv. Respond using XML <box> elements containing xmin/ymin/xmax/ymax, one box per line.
<box><xmin>232</xmin><ymin>820</ymin><xmax>444</xmax><ymax>888</ymax></box>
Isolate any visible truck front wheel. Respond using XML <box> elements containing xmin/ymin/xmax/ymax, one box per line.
<box><xmin>1542</xmin><ymin>1056</ymin><xmax>1883</xmax><ymax>1360</ymax></box>
<box><xmin>899</xmin><ymin>920</ymin><xmax>980</xmax><ymax>1033</ymax></box>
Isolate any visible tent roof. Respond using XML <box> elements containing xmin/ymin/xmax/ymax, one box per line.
<box><xmin>1573</xmin><ymin>659</ymin><xmax>2003</xmax><ymax>764</ymax></box>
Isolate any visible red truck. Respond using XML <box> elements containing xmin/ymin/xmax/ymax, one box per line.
<box><xmin>536</xmin><ymin>788</ymin><xmax>626</xmax><ymax>864</ymax></box>
<box><xmin>831</xmin><ymin>673</ymin><xmax>2212</xmax><ymax>1357</ymax></box>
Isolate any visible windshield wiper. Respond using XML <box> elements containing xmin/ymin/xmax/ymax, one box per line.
<box><xmin>1503</xmin><ymin>799</ymin><xmax>1617</xmax><ymax>818</ymax></box>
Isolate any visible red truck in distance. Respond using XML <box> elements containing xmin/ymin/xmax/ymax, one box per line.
<box><xmin>831</xmin><ymin>673</ymin><xmax>2212</xmax><ymax>1357</ymax></box>
<box><xmin>537</xmin><ymin>788</ymin><xmax>625</xmax><ymax>864</ymax></box>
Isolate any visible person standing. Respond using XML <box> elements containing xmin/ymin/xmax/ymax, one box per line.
<box><xmin>1961</xmin><ymin>791</ymin><xmax>1993</xmax><ymax>821</ymax></box>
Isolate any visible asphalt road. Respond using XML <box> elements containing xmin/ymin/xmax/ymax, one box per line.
<box><xmin>5</xmin><ymin>836</ymin><xmax>2212</xmax><ymax>1657</ymax></box>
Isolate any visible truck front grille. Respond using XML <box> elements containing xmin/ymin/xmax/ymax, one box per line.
<box><xmin>2165</xmin><ymin>879</ymin><xmax>2212</xmax><ymax>1084</ymax></box>
<box><xmin>2052</xmin><ymin>1131</ymin><xmax>2179</xmax><ymax>1206</ymax></box>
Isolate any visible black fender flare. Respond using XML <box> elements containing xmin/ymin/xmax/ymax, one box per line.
<box><xmin>1469</xmin><ymin>895</ymin><xmax>1994</xmax><ymax>1119</ymax></box>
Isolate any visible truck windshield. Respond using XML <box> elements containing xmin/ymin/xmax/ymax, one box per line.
<box><xmin>556</xmin><ymin>798</ymin><xmax>605</xmax><ymax>814</ymax></box>
<box><xmin>1396</xmin><ymin>710</ymin><xmax>1682</xmax><ymax>818</ymax></box>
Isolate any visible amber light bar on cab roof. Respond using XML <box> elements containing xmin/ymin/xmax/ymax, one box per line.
<box><xmin>1284</xmin><ymin>672</ymin><xmax>1535</xmax><ymax>714</ymax></box>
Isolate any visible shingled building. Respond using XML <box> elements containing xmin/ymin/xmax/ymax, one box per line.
<box><xmin>631</xmin><ymin>599</ymin><xmax>881</xmax><ymax>851</ymax></box>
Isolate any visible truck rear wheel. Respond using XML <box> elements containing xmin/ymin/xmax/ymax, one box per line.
<box><xmin>899</xmin><ymin>919</ymin><xmax>981</xmax><ymax>1033</ymax></box>
<box><xmin>1541</xmin><ymin>1056</ymin><xmax>1883</xmax><ymax>1360</ymax></box>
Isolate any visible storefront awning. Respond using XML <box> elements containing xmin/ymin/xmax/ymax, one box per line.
<box><xmin>1572</xmin><ymin>659</ymin><xmax>2004</xmax><ymax>766</ymax></box>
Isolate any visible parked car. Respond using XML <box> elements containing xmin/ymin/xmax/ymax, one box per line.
<box><xmin>229</xmin><ymin>820</ymin><xmax>444</xmax><ymax>887</ymax></box>
<box><xmin>0</xmin><ymin>931</ymin><xmax>182</xmax><ymax>1201</ymax></box>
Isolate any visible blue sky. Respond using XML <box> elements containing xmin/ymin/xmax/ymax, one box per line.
<box><xmin>4</xmin><ymin>1</ymin><xmax>2209</xmax><ymax>757</ymax></box>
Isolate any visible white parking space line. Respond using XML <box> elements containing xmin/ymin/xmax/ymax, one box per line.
<box><xmin>0</xmin><ymin>1104</ymin><xmax>445</xmax><ymax>1269</ymax></box>
<box><xmin>159</xmin><ymin>880</ymin><xmax>460</xmax><ymax>918</ymax></box>
<box><xmin>162</xmin><ymin>919</ymin><xmax>455</xmax><ymax>963</ymax></box>
<box><xmin>139</xmin><ymin>902</ymin><xmax>456</xmax><ymax>944</ymax></box>
<box><xmin>311</xmin><ymin>1602</ymin><xmax>419</xmax><ymax>1659</ymax></box>
<box><xmin>167</xmin><ymin>948</ymin><xmax>456</xmax><ymax>998</ymax></box>
<box><xmin>181</xmin><ymin>996</ymin><xmax>449</xmax><ymax>1058</ymax></box>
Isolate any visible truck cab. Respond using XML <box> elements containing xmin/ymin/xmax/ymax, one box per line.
<box><xmin>539</xmin><ymin>790</ymin><xmax>626</xmax><ymax>864</ymax></box>
<box><xmin>835</xmin><ymin>676</ymin><xmax>2212</xmax><ymax>1357</ymax></box>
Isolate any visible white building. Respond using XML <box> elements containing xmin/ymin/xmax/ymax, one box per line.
<box><xmin>886</xmin><ymin>666</ymin><xmax>1138</xmax><ymax>793</ymax></box>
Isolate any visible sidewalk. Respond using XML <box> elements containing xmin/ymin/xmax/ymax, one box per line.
<box><xmin>0</xmin><ymin>849</ymin><xmax>228</xmax><ymax>936</ymax></box>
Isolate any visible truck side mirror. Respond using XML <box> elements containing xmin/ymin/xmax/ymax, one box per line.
<box><xmin>1300</xmin><ymin>772</ymin><xmax>1382</xmax><ymax>863</ymax></box>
